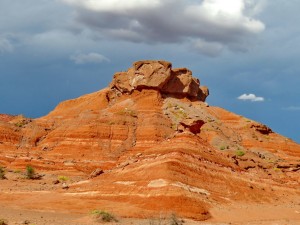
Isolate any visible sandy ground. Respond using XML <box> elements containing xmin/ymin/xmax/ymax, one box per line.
<box><xmin>2</xmin><ymin>172</ymin><xmax>299</xmax><ymax>224</ymax></box>
<box><xmin>1</xmin><ymin>202</ymin><xmax>300</xmax><ymax>225</ymax></box>
<box><xmin>1</xmin><ymin>170</ymin><xmax>300</xmax><ymax>225</ymax></box>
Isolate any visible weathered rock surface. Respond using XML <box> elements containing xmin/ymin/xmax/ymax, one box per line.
<box><xmin>0</xmin><ymin>60</ymin><xmax>299</xmax><ymax>222</ymax></box>
<box><xmin>110</xmin><ymin>60</ymin><xmax>209</xmax><ymax>101</ymax></box>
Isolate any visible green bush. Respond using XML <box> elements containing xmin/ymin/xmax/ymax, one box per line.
<box><xmin>219</xmin><ymin>146</ymin><xmax>226</xmax><ymax>150</ymax></box>
<box><xmin>91</xmin><ymin>210</ymin><xmax>118</xmax><ymax>222</ymax></box>
<box><xmin>236</xmin><ymin>150</ymin><xmax>245</xmax><ymax>157</ymax></box>
<box><xmin>26</xmin><ymin>165</ymin><xmax>35</xmax><ymax>179</ymax></box>
<box><xmin>58</xmin><ymin>175</ymin><xmax>69</xmax><ymax>181</ymax></box>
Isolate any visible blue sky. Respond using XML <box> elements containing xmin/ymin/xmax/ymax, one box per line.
<box><xmin>1</xmin><ymin>0</ymin><xmax>300</xmax><ymax>143</ymax></box>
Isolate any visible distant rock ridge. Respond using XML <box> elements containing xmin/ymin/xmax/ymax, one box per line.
<box><xmin>109</xmin><ymin>60</ymin><xmax>209</xmax><ymax>101</ymax></box>
<box><xmin>0</xmin><ymin>114</ymin><xmax>17</xmax><ymax>122</ymax></box>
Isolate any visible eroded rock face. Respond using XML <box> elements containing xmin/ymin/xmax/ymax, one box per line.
<box><xmin>110</xmin><ymin>60</ymin><xmax>172</xmax><ymax>93</ymax></box>
<box><xmin>1</xmin><ymin>60</ymin><xmax>300</xmax><ymax>222</ymax></box>
<box><xmin>250</xmin><ymin>123</ymin><xmax>273</xmax><ymax>135</ymax></box>
<box><xmin>178</xmin><ymin>119</ymin><xmax>205</xmax><ymax>134</ymax></box>
<box><xmin>110</xmin><ymin>60</ymin><xmax>209</xmax><ymax>101</ymax></box>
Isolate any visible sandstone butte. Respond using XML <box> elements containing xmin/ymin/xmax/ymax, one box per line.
<box><xmin>0</xmin><ymin>60</ymin><xmax>300</xmax><ymax>223</ymax></box>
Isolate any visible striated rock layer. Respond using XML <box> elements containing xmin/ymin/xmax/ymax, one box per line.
<box><xmin>0</xmin><ymin>60</ymin><xmax>299</xmax><ymax>221</ymax></box>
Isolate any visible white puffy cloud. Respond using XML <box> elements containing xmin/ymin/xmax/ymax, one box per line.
<box><xmin>237</xmin><ymin>93</ymin><xmax>264</xmax><ymax>102</ymax></box>
<box><xmin>70</xmin><ymin>52</ymin><xmax>110</xmax><ymax>64</ymax></box>
<box><xmin>62</xmin><ymin>0</ymin><xmax>161</xmax><ymax>12</ymax></box>
<box><xmin>61</xmin><ymin>0</ymin><xmax>265</xmax><ymax>56</ymax></box>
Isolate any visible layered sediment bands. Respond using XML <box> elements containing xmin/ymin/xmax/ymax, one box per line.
<box><xmin>0</xmin><ymin>60</ymin><xmax>299</xmax><ymax>221</ymax></box>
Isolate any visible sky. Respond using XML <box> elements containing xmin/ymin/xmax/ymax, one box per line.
<box><xmin>0</xmin><ymin>0</ymin><xmax>300</xmax><ymax>143</ymax></box>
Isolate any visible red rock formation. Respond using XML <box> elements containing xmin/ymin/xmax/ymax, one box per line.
<box><xmin>110</xmin><ymin>60</ymin><xmax>209</xmax><ymax>101</ymax></box>
<box><xmin>0</xmin><ymin>60</ymin><xmax>299</xmax><ymax>222</ymax></box>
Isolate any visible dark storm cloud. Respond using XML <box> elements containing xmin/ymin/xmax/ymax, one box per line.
<box><xmin>62</xmin><ymin>0</ymin><xmax>265</xmax><ymax>56</ymax></box>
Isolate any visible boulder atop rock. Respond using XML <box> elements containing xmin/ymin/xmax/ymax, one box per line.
<box><xmin>110</xmin><ymin>60</ymin><xmax>209</xmax><ymax>101</ymax></box>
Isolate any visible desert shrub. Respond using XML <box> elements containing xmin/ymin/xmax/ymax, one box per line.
<box><xmin>13</xmin><ymin>169</ymin><xmax>21</xmax><ymax>173</ymax></box>
<box><xmin>170</xmin><ymin>213</ymin><xmax>184</xmax><ymax>225</ymax></box>
<box><xmin>58</xmin><ymin>175</ymin><xmax>69</xmax><ymax>181</ymax></box>
<box><xmin>0</xmin><ymin>166</ymin><xmax>5</xmax><ymax>179</ymax></box>
<box><xmin>15</xmin><ymin>121</ymin><xmax>26</xmax><ymax>127</ymax></box>
<box><xmin>108</xmin><ymin>121</ymin><xmax>115</xmax><ymax>125</ymax></box>
<box><xmin>25</xmin><ymin>165</ymin><xmax>35</xmax><ymax>179</ymax></box>
<box><xmin>273</xmin><ymin>167</ymin><xmax>281</xmax><ymax>172</ymax></box>
<box><xmin>148</xmin><ymin>214</ymin><xmax>184</xmax><ymax>225</ymax></box>
<box><xmin>172</xmin><ymin>109</ymin><xmax>187</xmax><ymax>119</ymax></box>
<box><xmin>236</xmin><ymin>150</ymin><xmax>245</xmax><ymax>157</ymax></box>
<box><xmin>0</xmin><ymin>219</ymin><xmax>8</xmax><ymax>225</ymax></box>
<box><xmin>14</xmin><ymin>116</ymin><xmax>29</xmax><ymax>128</ymax></box>
<box><xmin>171</xmin><ymin>123</ymin><xmax>177</xmax><ymax>130</ymax></box>
<box><xmin>219</xmin><ymin>146</ymin><xmax>226</xmax><ymax>150</ymax></box>
<box><xmin>117</xmin><ymin>108</ymin><xmax>137</xmax><ymax>117</ymax></box>
<box><xmin>91</xmin><ymin>210</ymin><xmax>118</xmax><ymax>222</ymax></box>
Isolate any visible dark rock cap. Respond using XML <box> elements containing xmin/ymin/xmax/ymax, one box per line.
<box><xmin>110</xmin><ymin>60</ymin><xmax>209</xmax><ymax>101</ymax></box>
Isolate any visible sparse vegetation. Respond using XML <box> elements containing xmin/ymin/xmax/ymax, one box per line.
<box><xmin>25</xmin><ymin>165</ymin><xmax>35</xmax><ymax>179</ymax></box>
<box><xmin>171</xmin><ymin>123</ymin><xmax>177</xmax><ymax>130</ymax></box>
<box><xmin>91</xmin><ymin>210</ymin><xmax>118</xmax><ymax>222</ymax></box>
<box><xmin>15</xmin><ymin>121</ymin><xmax>26</xmax><ymax>127</ymax></box>
<box><xmin>13</xmin><ymin>169</ymin><xmax>21</xmax><ymax>173</ymax></box>
<box><xmin>58</xmin><ymin>175</ymin><xmax>69</xmax><ymax>181</ymax></box>
<box><xmin>0</xmin><ymin>219</ymin><xmax>8</xmax><ymax>225</ymax></box>
<box><xmin>235</xmin><ymin>150</ymin><xmax>245</xmax><ymax>157</ymax></box>
<box><xmin>108</xmin><ymin>121</ymin><xmax>115</xmax><ymax>125</ymax></box>
<box><xmin>220</xmin><ymin>145</ymin><xmax>229</xmax><ymax>151</ymax></box>
<box><xmin>14</xmin><ymin>115</ymin><xmax>30</xmax><ymax>128</ymax></box>
<box><xmin>0</xmin><ymin>166</ymin><xmax>5</xmax><ymax>179</ymax></box>
<box><xmin>148</xmin><ymin>214</ymin><xmax>184</xmax><ymax>225</ymax></box>
<box><xmin>170</xmin><ymin>213</ymin><xmax>184</xmax><ymax>225</ymax></box>
<box><xmin>172</xmin><ymin>109</ymin><xmax>187</xmax><ymax>119</ymax></box>
<box><xmin>273</xmin><ymin>167</ymin><xmax>281</xmax><ymax>172</ymax></box>
<box><xmin>117</xmin><ymin>108</ymin><xmax>137</xmax><ymax>117</ymax></box>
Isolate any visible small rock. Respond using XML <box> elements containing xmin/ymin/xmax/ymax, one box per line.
<box><xmin>136</xmin><ymin>153</ymin><xmax>143</xmax><ymax>157</ymax></box>
<box><xmin>62</xmin><ymin>183</ymin><xmax>69</xmax><ymax>189</ymax></box>
<box><xmin>89</xmin><ymin>168</ymin><xmax>104</xmax><ymax>179</ymax></box>
<box><xmin>53</xmin><ymin>180</ymin><xmax>60</xmax><ymax>184</ymax></box>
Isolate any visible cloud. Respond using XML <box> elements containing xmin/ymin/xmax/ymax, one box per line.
<box><xmin>237</xmin><ymin>93</ymin><xmax>265</xmax><ymax>102</ymax></box>
<box><xmin>61</xmin><ymin>0</ymin><xmax>265</xmax><ymax>56</ymax></box>
<box><xmin>282</xmin><ymin>106</ymin><xmax>300</xmax><ymax>111</ymax></box>
<box><xmin>193</xmin><ymin>39</ymin><xmax>224</xmax><ymax>57</ymax></box>
<box><xmin>0</xmin><ymin>36</ymin><xmax>14</xmax><ymax>53</ymax></box>
<box><xmin>62</xmin><ymin>0</ymin><xmax>161</xmax><ymax>12</ymax></box>
<box><xmin>70</xmin><ymin>52</ymin><xmax>110</xmax><ymax>64</ymax></box>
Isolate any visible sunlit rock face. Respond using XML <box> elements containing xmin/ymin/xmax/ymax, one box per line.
<box><xmin>110</xmin><ymin>60</ymin><xmax>209</xmax><ymax>101</ymax></box>
<box><xmin>0</xmin><ymin>60</ymin><xmax>299</xmax><ymax>221</ymax></box>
